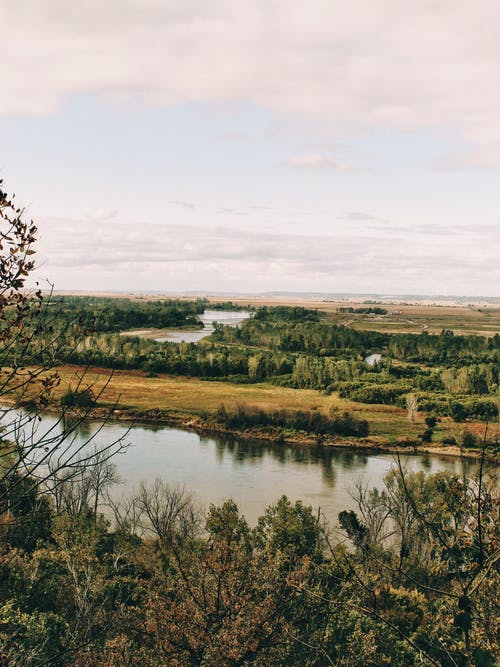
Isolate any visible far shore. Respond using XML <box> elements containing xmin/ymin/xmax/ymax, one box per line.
<box><xmin>29</xmin><ymin>402</ymin><xmax>494</xmax><ymax>462</ymax></box>
<box><xmin>6</xmin><ymin>363</ymin><xmax>498</xmax><ymax>463</ymax></box>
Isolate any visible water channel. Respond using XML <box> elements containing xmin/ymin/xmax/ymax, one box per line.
<box><xmin>20</xmin><ymin>413</ymin><xmax>478</xmax><ymax>525</ymax></box>
<box><xmin>153</xmin><ymin>309</ymin><xmax>252</xmax><ymax>343</ymax></box>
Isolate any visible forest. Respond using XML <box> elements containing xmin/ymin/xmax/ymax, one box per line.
<box><xmin>0</xmin><ymin>182</ymin><xmax>498</xmax><ymax>666</ymax></box>
<box><xmin>44</xmin><ymin>295</ymin><xmax>209</xmax><ymax>331</ymax></box>
<box><xmin>1</xmin><ymin>460</ymin><xmax>498</xmax><ymax>666</ymax></box>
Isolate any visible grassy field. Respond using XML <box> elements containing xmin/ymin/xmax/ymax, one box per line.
<box><xmin>42</xmin><ymin>364</ymin><xmax>494</xmax><ymax>446</ymax></box>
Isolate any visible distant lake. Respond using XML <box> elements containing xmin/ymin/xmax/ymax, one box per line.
<box><xmin>126</xmin><ymin>309</ymin><xmax>252</xmax><ymax>344</ymax></box>
<box><xmin>13</xmin><ymin>413</ymin><xmax>480</xmax><ymax>526</ymax></box>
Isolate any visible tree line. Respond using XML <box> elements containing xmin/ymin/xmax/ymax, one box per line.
<box><xmin>7</xmin><ymin>301</ymin><xmax>498</xmax><ymax>429</ymax></box>
<box><xmin>211</xmin><ymin>404</ymin><xmax>369</xmax><ymax>437</ymax></box>
<box><xmin>45</xmin><ymin>295</ymin><xmax>208</xmax><ymax>332</ymax></box>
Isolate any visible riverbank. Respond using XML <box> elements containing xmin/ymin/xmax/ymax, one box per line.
<box><xmin>11</xmin><ymin>364</ymin><xmax>498</xmax><ymax>461</ymax></box>
<box><xmin>31</xmin><ymin>402</ymin><xmax>491</xmax><ymax>462</ymax></box>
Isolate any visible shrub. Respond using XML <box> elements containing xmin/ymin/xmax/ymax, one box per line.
<box><xmin>60</xmin><ymin>387</ymin><xmax>96</xmax><ymax>408</ymax></box>
<box><xmin>449</xmin><ymin>398</ymin><xmax>499</xmax><ymax>422</ymax></box>
<box><xmin>420</xmin><ymin>428</ymin><xmax>433</xmax><ymax>443</ymax></box>
<box><xmin>460</xmin><ymin>430</ymin><xmax>478</xmax><ymax>449</ymax></box>
<box><xmin>425</xmin><ymin>415</ymin><xmax>438</xmax><ymax>429</ymax></box>
<box><xmin>464</xmin><ymin>398</ymin><xmax>499</xmax><ymax>421</ymax></box>
<box><xmin>214</xmin><ymin>404</ymin><xmax>369</xmax><ymax>437</ymax></box>
<box><xmin>449</xmin><ymin>401</ymin><xmax>467</xmax><ymax>422</ymax></box>
<box><xmin>343</xmin><ymin>382</ymin><xmax>411</xmax><ymax>405</ymax></box>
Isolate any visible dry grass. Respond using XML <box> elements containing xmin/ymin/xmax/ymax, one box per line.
<box><xmin>50</xmin><ymin>365</ymin><xmax>343</xmax><ymax>413</ymax></box>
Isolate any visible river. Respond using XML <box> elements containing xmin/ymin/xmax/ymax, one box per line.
<box><xmin>18</xmin><ymin>413</ymin><xmax>479</xmax><ymax>525</ymax></box>
<box><xmin>150</xmin><ymin>309</ymin><xmax>252</xmax><ymax>343</ymax></box>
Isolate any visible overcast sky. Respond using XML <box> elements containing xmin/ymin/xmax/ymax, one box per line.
<box><xmin>1</xmin><ymin>0</ymin><xmax>499</xmax><ymax>295</ymax></box>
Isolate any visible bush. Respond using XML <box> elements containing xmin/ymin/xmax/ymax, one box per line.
<box><xmin>420</xmin><ymin>428</ymin><xmax>433</xmax><ymax>443</ymax></box>
<box><xmin>449</xmin><ymin>398</ymin><xmax>499</xmax><ymax>422</ymax></box>
<box><xmin>425</xmin><ymin>415</ymin><xmax>438</xmax><ymax>429</ymax></box>
<box><xmin>213</xmin><ymin>404</ymin><xmax>369</xmax><ymax>437</ymax></box>
<box><xmin>449</xmin><ymin>401</ymin><xmax>467</xmax><ymax>422</ymax></box>
<box><xmin>60</xmin><ymin>387</ymin><xmax>96</xmax><ymax>408</ymax></box>
<box><xmin>340</xmin><ymin>382</ymin><xmax>411</xmax><ymax>405</ymax></box>
<box><xmin>464</xmin><ymin>398</ymin><xmax>499</xmax><ymax>421</ymax></box>
<box><xmin>460</xmin><ymin>430</ymin><xmax>478</xmax><ymax>449</ymax></box>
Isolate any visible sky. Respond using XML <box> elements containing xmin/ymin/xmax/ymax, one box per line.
<box><xmin>1</xmin><ymin>0</ymin><xmax>499</xmax><ymax>296</ymax></box>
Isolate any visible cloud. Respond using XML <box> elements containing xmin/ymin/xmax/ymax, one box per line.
<box><xmin>169</xmin><ymin>200</ymin><xmax>196</xmax><ymax>209</ymax></box>
<box><xmin>341</xmin><ymin>211</ymin><xmax>388</xmax><ymax>223</ymax></box>
<box><xmin>432</xmin><ymin>151</ymin><xmax>500</xmax><ymax>171</ymax></box>
<box><xmin>85</xmin><ymin>208</ymin><xmax>118</xmax><ymax>222</ymax></box>
<box><xmin>286</xmin><ymin>153</ymin><xmax>352</xmax><ymax>170</ymax></box>
<box><xmin>31</xmin><ymin>215</ymin><xmax>500</xmax><ymax>295</ymax></box>
<box><xmin>3</xmin><ymin>1</ymin><xmax>500</xmax><ymax>163</ymax></box>
<box><xmin>217</xmin><ymin>208</ymin><xmax>248</xmax><ymax>216</ymax></box>
<box><xmin>215</xmin><ymin>131</ymin><xmax>251</xmax><ymax>141</ymax></box>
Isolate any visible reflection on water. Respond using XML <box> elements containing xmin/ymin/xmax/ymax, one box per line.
<box><xmin>210</xmin><ymin>436</ymin><xmax>365</xmax><ymax>488</ymax></box>
<box><xmin>155</xmin><ymin>309</ymin><xmax>252</xmax><ymax>343</ymax></box>
<box><xmin>60</xmin><ymin>414</ymin><xmax>93</xmax><ymax>440</ymax></box>
<box><xmin>10</xmin><ymin>412</ymin><xmax>480</xmax><ymax>525</ymax></box>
